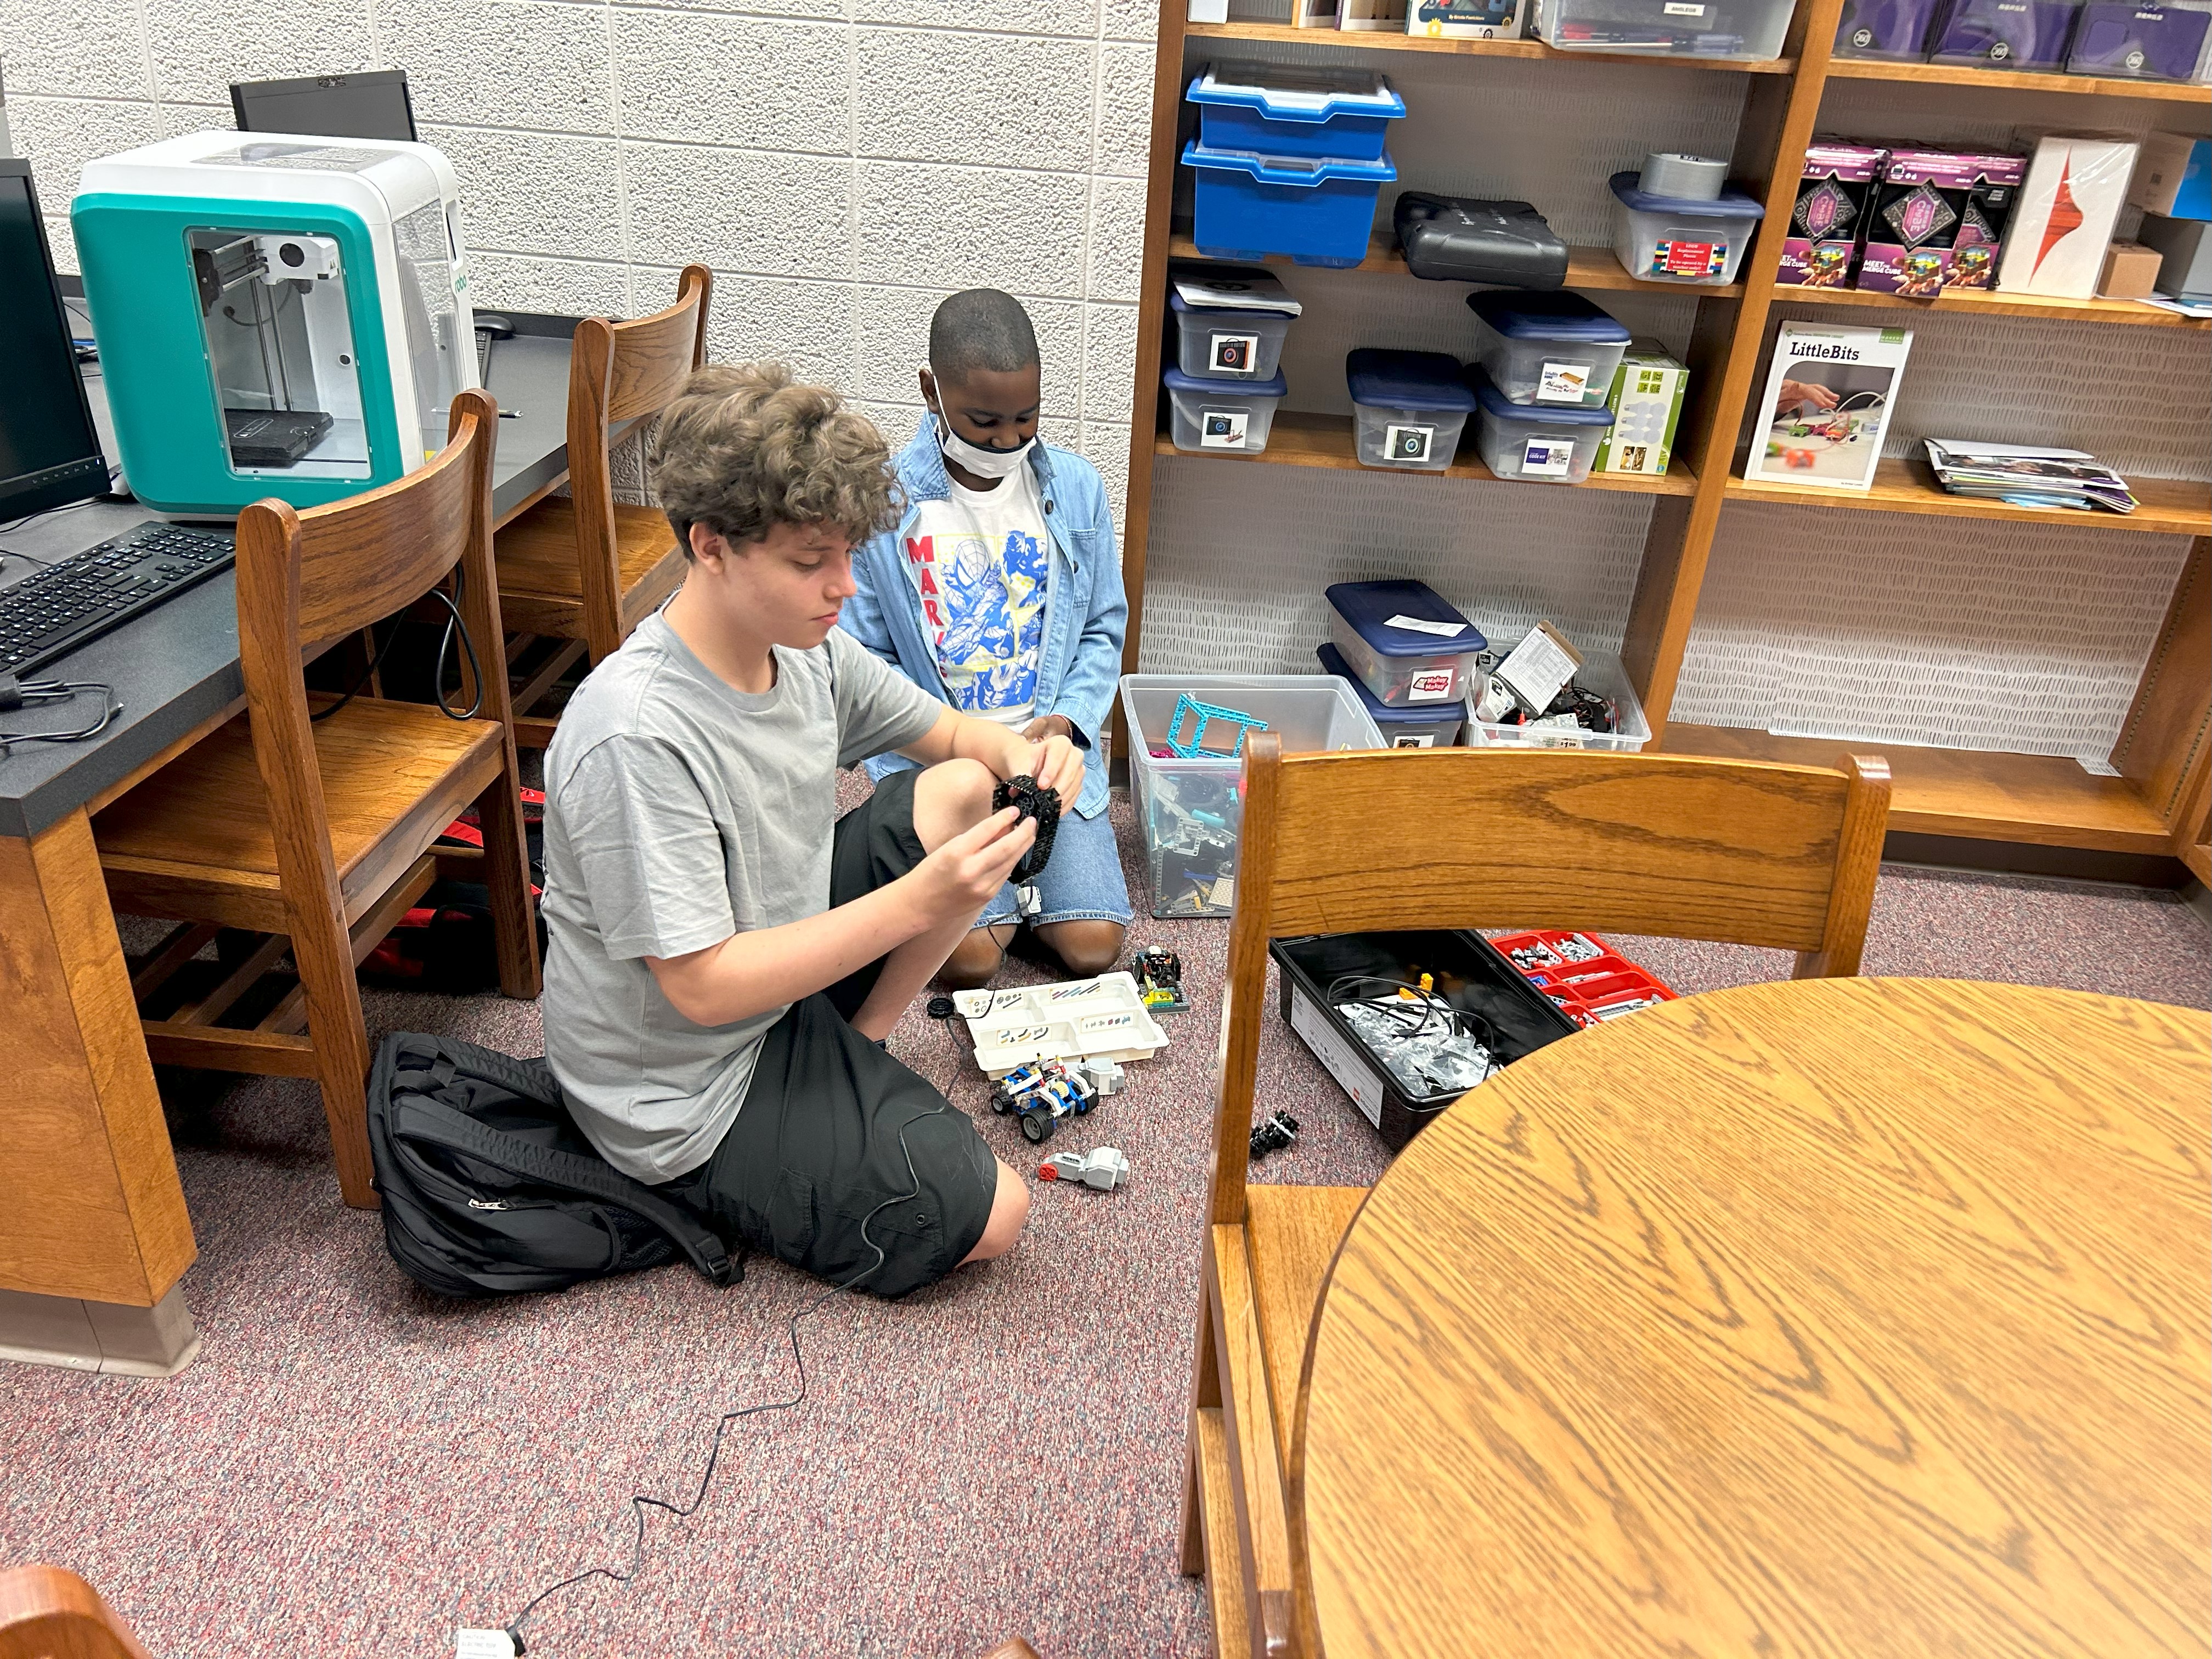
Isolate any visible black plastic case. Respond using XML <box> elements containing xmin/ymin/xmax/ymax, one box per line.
<box><xmin>1393</xmin><ymin>194</ymin><xmax>1569</xmax><ymax>287</ymax></box>
<box><xmin>1272</xmin><ymin>930</ymin><xmax>1581</xmax><ymax>1151</ymax></box>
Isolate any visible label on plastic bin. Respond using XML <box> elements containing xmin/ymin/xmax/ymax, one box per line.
<box><xmin>1536</xmin><ymin>361</ymin><xmax>1593</xmax><ymax>403</ymax></box>
<box><xmin>1651</xmin><ymin>239</ymin><xmax>1726</xmax><ymax>278</ymax></box>
<box><xmin>1406</xmin><ymin>668</ymin><xmax>1457</xmax><ymax>703</ymax></box>
<box><xmin>1664</xmin><ymin>3</ymin><xmax>1707</xmax><ymax>13</ymax></box>
<box><xmin>1391</xmin><ymin>732</ymin><xmax>1438</xmax><ymax>747</ymax></box>
<box><xmin>1384</xmin><ymin>424</ymin><xmax>1437</xmax><ymax>464</ymax></box>
<box><xmin>1383</xmin><ymin>614</ymin><xmax>1468</xmax><ymax>637</ymax></box>
<box><xmin>1521</xmin><ymin>436</ymin><xmax>1575</xmax><ymax>477</ymax></box>
<box><xmin>1207</xmin><ymin>331</ymin><xmax>1261</xmax><ymax>374</ymax></box>
<box><xmin>1287</xmin><ymin>984</ymin><xmax>1386</xmax><ymax>1130</ymax></box>
<box><xmin>1199</xmin><ymin>408</ymin><xmax>1249</xmax><ymax>449</ymax></box>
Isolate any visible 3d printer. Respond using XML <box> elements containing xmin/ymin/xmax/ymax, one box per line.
<box><xmin>72</xmin><ymin>130</ymin><xmax>479</xmax><ymax>516</ymax></box>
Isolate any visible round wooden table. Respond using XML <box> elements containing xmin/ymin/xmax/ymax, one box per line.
<box><xmin>1294</xmin><ymin>977</ymin><xmax>2210</xmax><ymax>1659</ymax></box>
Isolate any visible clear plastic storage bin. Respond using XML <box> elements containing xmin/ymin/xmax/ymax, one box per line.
<box><xmin>1318</xmin><ymin>644</ymin><xmax>1466</xmax><ymax>746</ymax></box>
<box><xmin>1171</xmin><ymin>291</ymin><xmax>1297</xmax><ymax>380</ymax></box>
<box><xmin>1468</xmin><ymin>366</ymin><xmax>1616</xmax><ymax>484</ymax></box>
<box><xmin>1181</xmin><ymin>142</ymin><xmax>1398</xmax><ymax>268</ymax></box>
<box><xmin>1122</xmin><ymin>673</ymin><xmax>1386</xmax><ymax>917</ymax></box>
<box><xmin>1606</xmin><ymin>172</ymin><xmax>1767</xmax><ymax>285</ymax></box>
<box><xmin>1324</xmin><ymin>578</ymin><xmax>1487</xmax><ymax>707</ymax></box>
<box><xmin>1532</xmin><ymin>0</ymin><xmax>1801</xmax><ymax>58</ymax></box>
<box><xmin>1462</xmin><ymin>648</ymin><xmax>1651</xmax><ymax>751</ymax></box>
<box><xmin>1164</xmin><ymin>365</ymin><xmax>1289</xmax><ymax>453</ymax></box>
<box><xmin>1184</xmin><ymin>61</ymin><xmax>1407</xmax><ymax>163</ymax></box>
<box><xmin>1466</xmin><ymin>291</ymin><xmax>1630</xmax><ymax>408</ymax></box>
<box><xmin>1346</xmin><ymin>348</ymin><xmax>1477</xmax><ymax>471</ymax></box>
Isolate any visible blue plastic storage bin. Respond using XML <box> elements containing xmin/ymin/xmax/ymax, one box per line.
<box><xmin>1466</xmin><ymin>365</ymin><xmax>1617</xmax><ymax>483</ymax></box>
<box><xmin>1466</xmin><ymin>290</ymin><xmax>1632</xmax><ymax>407</ymax></box>
<box><xmin>1345</xmin><ymin>349</ymin><xmax>1477</xmax><ymax>470</ymax></box>
<box><xmin>1182</xmin><ymin>142</ymin><xmax>1398</xmax><ymax>268</ymax></box>
<box><xmin>1607</xmin><ymin>172</ymin><xmax>1767</xmax><ymax>285</ymax></box>
<box><xmin>1324</xmin><ymin>578</ymin><xmax>1487</xmax><ymax>708</ymax></box>
<box><xmin>1318</xmin><ymin>644</ymin><xmax>1466</xmax><ymax>746</ymax></box>
<box><xmin>1185</xmin><ymin>61</ymin><xmax>1408</xmax><ymax>163</ymax></box>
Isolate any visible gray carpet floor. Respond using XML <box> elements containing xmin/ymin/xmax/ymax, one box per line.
<box><xmin>3</xmin><ymin>783</ymin><xmax>2207</xmax><ymax>1658</ymax></box>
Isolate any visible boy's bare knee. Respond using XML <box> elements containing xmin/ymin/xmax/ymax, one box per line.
<box><xmin>1037</xmin><ymin>919</ymin><xmax>1125</xmax><ymax>979</ymax></box>
<box><xmin>912</xmin><ymin>757</ymin><xmax>998</xmax><ymax>851</ymax></box>
<box><xmin>961</xmin><ymin>1160</ymin><xmax>1030</xmax><ymax>1264</ymax></box>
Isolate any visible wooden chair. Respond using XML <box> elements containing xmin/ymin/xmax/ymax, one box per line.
<box><xmin>0</xmin><ymin>1566</ymin><xmax>153</xmax><ymax>1659</ymax></box>
<box><xmin>1179</xmin><ymin>738</ymin><xmax>1891</xmax><ymax>1658</ymax></box>
<box><xmin>494</xmin><ymin>264</ymin><xmax>712</xmax><ymax>747</ymax></box>
<box><xmin>93</xmin><ymin>388</ymin><xmax>538</xmax><ymax>1211</ymax></box>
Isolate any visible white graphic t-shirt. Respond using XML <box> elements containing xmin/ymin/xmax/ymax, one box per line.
<box><xmin>899</xmin><ymin>464</ymin><xmax>1050</xmax><ymax>727</ymax></box>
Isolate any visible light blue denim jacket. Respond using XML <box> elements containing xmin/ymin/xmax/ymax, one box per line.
<box><xmin>839</xmin><ymin>425</ymin><xmax>1126</xmax><ymax>820</ymax></box>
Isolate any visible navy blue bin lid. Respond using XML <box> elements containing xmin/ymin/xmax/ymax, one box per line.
<box><xmin>1607</xmin><ymin>171</ymin><xmax>1767</xmax><ymax>219</ymax></box>
<box><xmin>1325</xmin><ymin>579</ymin><xmax>1486</xmax><ymax>658</ymax></box>
<box><xmin>1163</xmin><ymin>364</ymin><xmax>1289</xmax><ymax>397</ymax></box>
<box><xmin>1170</xmin><ymin>290</ymin><xmax>1299</xmax><ymax>320</ymax></box>
<box><xmin>1187</xmin><ymin>61</ymin><xmax>1407</xmax><ymax>122</ymax></box>
<box><xmin>1345</xmin><ymin>348</ymin><xmax>1477</xmax><ymax>413</ymax></box>
<box><xmin>1317</xmin><ymin>644</ymin><xmax>1465</xmax><ymax>723</ymax></box>
<box><xmin>1465</xmin><ymin>365</ymin><xmax>1617</xmax><ymax>425</ymax></box>
<box><xmin>1466</xmin><ymin>289</ymin><xmax>1632</xmax><ymax>343</ymax></box>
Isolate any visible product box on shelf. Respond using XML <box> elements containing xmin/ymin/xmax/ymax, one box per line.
<box><xmin>1780</xmin><ymin>138</ymin><xmax>1889</xmax><ymax>287</ymax></box>
<box><xmin>1746</xmin><ymin>322</ymin><xmax>1913</xmax><ymax>492</ymax></box>
<box><xmin>2100</xmin><ymin>240</ymin><xmax>2165</xmax><ymax>297</ymax></box>
<box><xmin>1857</xmin><ymin>148</ymin><xmax>2024</xmax><ymax>294</ymax></box>
<box><xmin>1929</xmin><ymin>0</ymin><xmax>2083</xmax><ymax>67</ymax></box>
<box><xmin>1997</xmin><ymin>133</ymin><xmax>2140</xmax><ymax>297</ymax></box>
<box><xmin>1591</xmin><ymin>341</ymin><xmax>1688</xmax><ymax>476</ymax></box>
<box><xmin>1833</xmin><ymin>0</ymin><xmax>1946</xmax><ymax>55</ymax></box>
<box><xmin>2066</xmin><ymin>0</ymin><xmax>2212</xmax><ymax>76</ymax></box>
<box><xmin>2128</xmin><ymin>132</ymin><xmax>2212</xmax><ymax>219</ymax></box>
<box><xmin>2137</xmin><ymin>211</ymin><xmax>2212</xmax><ymax>295</ymax></box>
<box><xmin>1408</xmin><ymin>0</ymin><xmax>1528</xmax><ymax>34</ymax></box>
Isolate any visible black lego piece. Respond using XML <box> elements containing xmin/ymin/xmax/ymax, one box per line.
<box><xmin>1250</xmin><ymin>1110</ymin><xmax>1300</xmax><ymax>1160</ymax></box>
<box><xmin>926</xmin><ymin>994</ymin><xmax>957</xmax><ymax>1020</ymax></box>
<box><xmin>1393</xmin><ymin>194</ymin><xmax>1568</xmax><ymax>288</ymax></box>
<box><xmin>992</xmin><ymin>774</ymin><xmax>1060</xmax><ymax>884</ymax></box>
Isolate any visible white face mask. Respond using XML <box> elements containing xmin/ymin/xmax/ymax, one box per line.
<box><xmin>934</xmin><ymin>413</ymin><xmax>1034</xmax><ymax>480</ymax></box>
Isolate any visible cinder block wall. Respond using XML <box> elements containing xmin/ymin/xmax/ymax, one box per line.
<box><xmin>2</xmin><ymin>0</ymin><xmax>1154</xmax><ymax>516</ymax></box>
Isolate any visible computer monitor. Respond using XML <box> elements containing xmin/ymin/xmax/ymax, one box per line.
<box><xmin>230</xmin><ymin>70</ymin><xmax>417</xmax><ymax>143</ymax></box>
<box><xmin>0</xmin><ymin>161</ymin><xmax>109</xmax><ymax>521</ymax></box>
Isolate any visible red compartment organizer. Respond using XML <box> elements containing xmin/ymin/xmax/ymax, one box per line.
<box><xmin>1489</xmin><ymin>929</ymin><xmax>1678</xmax><ymax>1026</ymax></box>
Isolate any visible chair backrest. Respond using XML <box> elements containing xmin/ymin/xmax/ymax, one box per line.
<box><xmin>233</xmin><ymin>387</ymin><xmax>511</xmax><ymax>913</ymax></box>
<box><xmin>566</xmin><ymin>264</ymin><xmax>713</xmax><ymax>639</ymax></box>
<box><xmin>1209</xmin><ymin>740</ymin><xmax>1890</xmax><ymax>1226</ymax></box>
<box><xmin>0</xmin><ymin>1565</ymin><xmax>154</xmax><ymax>1659</ymax></box>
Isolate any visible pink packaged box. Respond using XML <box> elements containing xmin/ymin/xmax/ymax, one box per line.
<box><xmin>1780</xmin><ymin>138</ymin><xmax>1888</xmax><ymax>286</ymax></box>
<box><xmin>1855</xmin><ymin>147</ymin><xmax>2027</xmax><ymax>295</ymax></box>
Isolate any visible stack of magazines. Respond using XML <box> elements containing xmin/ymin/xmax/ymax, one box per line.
<box><xmin>1923</xmin><ymin>439</ymin><xmax>2138</xmax><ymax>514</ymax></box>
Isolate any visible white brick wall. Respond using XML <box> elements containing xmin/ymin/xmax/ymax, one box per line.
<box><xmin>2</xmin><ymin>0</ymin><xmax>1152</xmax><ymax>515</ymax></box>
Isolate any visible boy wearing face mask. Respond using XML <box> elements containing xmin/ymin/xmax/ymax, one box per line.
<box><xmin>840</xmin><ymin>290</ymin><xmax>1131</xmax><ymax>990</ymax></box>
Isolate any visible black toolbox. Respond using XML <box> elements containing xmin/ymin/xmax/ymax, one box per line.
<box><xmin>1393</xmin><ymin>194</ymin><xmax>1568</xmax><ymax>287</ymax></box>
<box><xmin>1272</xmin><ymin>930</ymin><xmax>1581</xmax><ymax>1151</ymax></box>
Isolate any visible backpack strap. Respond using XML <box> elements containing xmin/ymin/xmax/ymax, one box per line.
<box><xmin>392</xmin><ymin>1096</ymin><xmax>738</xmax><ymax>1286</ymax></box>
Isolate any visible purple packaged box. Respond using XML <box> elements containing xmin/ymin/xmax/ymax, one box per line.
<box><xmin>1781</xmin><ymin>139</ymin><xmax>1889</xmax><ymax>286</ymax></box>
<box><xmin>1856</xmin><ymin>148</ymin><xmax>2027</xmax><ymax>294</ymax></box>
<box><xmin>2066</xmin><ymin>0</ymin><xmax>2211</xmax><ymax>77</ymax></box>
<box><xmin>1833</xmin><ymin>0</ymin><xmax>1945</xmax><ymax>55</ymax></box>
<box><xmin>1931</xmin><ymin>0</ymin><xmax>2082</xmax><ymax>67</ymax></box>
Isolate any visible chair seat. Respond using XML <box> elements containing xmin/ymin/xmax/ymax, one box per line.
<box><xmin>493</xmin><ymin>496</ymin><xmax>685</xmax><ymax>639</ymax></box>
<box><xmin>94</xmin><ymin>697</ymin><xmax>506</xmax><ymax>929</ymax></box>
<box><xmin>1245</xmin><ymin>1184</ymin><xmax>1371</xmax><ymax>1441</ymax></box>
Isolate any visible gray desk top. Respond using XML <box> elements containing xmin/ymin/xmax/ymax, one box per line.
<box><xmin>0</xmin><ymin>331</ymin><xmax>577</xmax><ymax>839</ymax></box>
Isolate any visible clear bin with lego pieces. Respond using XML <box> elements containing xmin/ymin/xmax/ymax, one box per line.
<box><xmin>1120</xmin><ymin>673</ymin><xmax>1386</xmax><ymax>918</ymax></box>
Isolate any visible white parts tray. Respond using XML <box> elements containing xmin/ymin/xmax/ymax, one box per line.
<box><xmin>956</xmin><ymin>972</ymin><xmax>1172</xmax><ymax>1076</ymax></box>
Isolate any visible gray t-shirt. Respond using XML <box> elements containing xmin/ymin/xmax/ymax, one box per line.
<box><xmin>539</xmin><ymin>610</ymin><xmax>943</xmax><ymax>1182</ymax></box>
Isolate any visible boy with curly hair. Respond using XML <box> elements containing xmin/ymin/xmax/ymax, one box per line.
<box><xmin>539</xmin><ymin>363</ymin><xmax>1080</xmax><ymax>1296</ymax></box>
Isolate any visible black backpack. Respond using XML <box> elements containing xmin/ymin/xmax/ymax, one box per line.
<box><xmin>368</xmin><ymin>1032</ymin><xmax>740</xmax><ymax>1298</ymax></box>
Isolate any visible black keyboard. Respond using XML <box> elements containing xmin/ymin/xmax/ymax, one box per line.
<box><xmin>0</xmin><ymin>522</ymin><xmax>236</xmax><ymax>680</ymax></box>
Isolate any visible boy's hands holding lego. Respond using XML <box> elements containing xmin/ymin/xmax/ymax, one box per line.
<box><xmin>1007</xmin><ymin>718</ymin><xmax>1085</xmax><ymax>810</ymax></box>
<box><xmin>911</xmin><ymin>806</ymin><xmax>1036</xmax><ymax>924</ymax></box>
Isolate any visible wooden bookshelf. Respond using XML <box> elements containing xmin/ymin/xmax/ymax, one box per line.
<box><xmin>1166</xmin><ymin>234</ymin><xmax>1748</xmax><ymax>298</ymax></box>
<box><xmin>1774</xmin><ymin>280</ymin><xmax>2212</xmax><ymax>331</ymax></box>
<box><xmin>1154</xmin><ymin>409</ymin><xmax>1700</xmax><ymax>493</ymax></box>
<box><xmin>1822</xmin><ymin>57</ymin><xmax>2212</xmax><ymax>103</ymax></box>
<box><xmin>1186</xmin><ymin>18</ymin><xmax>1797</xmax><ymax>72</ymax></box>
<box><xmin>1724</xmin><ymin>459</ymin><xmax>2212</xmax><ymax>534</ymax></box>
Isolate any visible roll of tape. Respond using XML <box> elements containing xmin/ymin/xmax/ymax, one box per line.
<box><xmin>1640</xmin><ymin>153</ymin><xmax>1728</xmax><ymax>201</ymax></box>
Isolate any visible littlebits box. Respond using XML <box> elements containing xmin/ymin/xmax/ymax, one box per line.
<box><xmin>1857</xmin><ymin>148</ymin><xmax>2025</xmax><ymax>295</ymax></box>
<box><xmin>1780</xmin><ymin>138</ymin><xmax>1888</xmax><ymax>287</ymax></box>
<box><xmin>1592</xmin><ymin>341</ymin><xmax>1688</xmax><ymax>477</ymax></box>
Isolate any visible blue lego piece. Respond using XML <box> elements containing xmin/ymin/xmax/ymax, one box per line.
<box><xmin>1165</xmin><ymin>695</ymin><xmax>1270</xmax><ymax>760</ymax></box>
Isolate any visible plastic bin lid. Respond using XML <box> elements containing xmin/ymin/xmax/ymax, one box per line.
<box><xmin>1169</xmin><ymin>290</ymin><xmax>1299</xmax><ymax>320</ymax></box>
<box><xmin>1345</xmin><ymin>348</ymin><xmax>1477</xmax><ymax>413</ymax></box>
<box><xmin>1464</xmin><ymin>365</ymin><xmax>1617</xmax><ymax>425</ymax></box>
<box><xmin>1325</xmin><ymin>579</ymin><xmax>1486</xmax><ymax>657</ymax></box>
<box><xmin>1466</xmin><ymin>289</ymin><xmax>1632</xmax><ymax>343</ymax></box>
<box><xmin>1180</xmin><ymin>140</ymin><xmax>1397</xmax><ymax>187</ymax></box>
<box><xmin>1317</xmin><ymin>644</ymin><xmax>1465</xmax><ymax>722</ymax></box>
<box><xmin>1187</xmin><ymin>61</ymin><xmax>1408</xmax><ymax>122</ymax></box>
<box><xmin>1163</xmin><ymin>364</ymin><xmax>1289</xmax><ymax>397</ymax></box>
<box><xmin>1607</xmin><ymin>171</ymin><xmax>1768</xmax><ymax>219</ymax></box>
